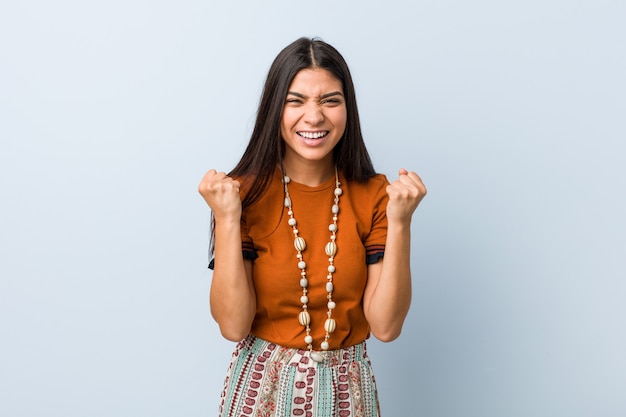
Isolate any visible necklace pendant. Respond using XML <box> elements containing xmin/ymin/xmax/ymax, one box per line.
<box><xmin>310</xmin><ymin>351</ymin><xmax>324</xmax><ymax>363</ymax></box>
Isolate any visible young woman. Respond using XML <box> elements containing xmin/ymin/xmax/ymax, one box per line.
<box><xmin>199</xmin><ymin>37</ymin><xmax>426</xmax><ymax>417</ymax></box>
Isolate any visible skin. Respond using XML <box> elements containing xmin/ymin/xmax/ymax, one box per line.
<box><xmin>280</xmin><ymin>68</ymin><xmax>347</xmax><ymax>185</ymax></box>
<box><xmin>198</xmin><ymin>68</ymin><xmax>427</xmax><ymax>342</ymax></box>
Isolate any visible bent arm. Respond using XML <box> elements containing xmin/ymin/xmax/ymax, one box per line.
<box><xmin>362</xmin><ymin>219</ymin><xmax>412</xmax><ymax>342</ymax></box>
<box><xmin>198</xmin><ymin>169</ymin><xmax>256</xmax><ymax>342</ymax></box>
<box><xmin>209</xmin><ymin>217</ymin><xmax>256</xmax><ymax>341</ymax></box>
<box><xmin>363</xmin><ymin>168</ymin><xmax>426</xmax><ymax>342</ymax></box>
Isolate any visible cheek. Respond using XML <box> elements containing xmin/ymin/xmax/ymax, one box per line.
<box><xmin>281</xmin><ymin>110</ymin><xmax>296</xmax><ymax>131</ymax></box>
<box><xmin>279</xmin><ymin>113</ymin><xmax>290</xmax><ymax>137</ymax></box>
<box><xmin>336</xmin><ymin>109</ymin><xmax>348</xmax><ymax>131</ymax></box>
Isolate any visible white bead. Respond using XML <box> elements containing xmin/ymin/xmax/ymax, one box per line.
<box><xmin>288</xmin><ymin>218</ymin><xmax>297</xmax><ymax>226</ymax></box>
<box><xmin>298</xmin><ymin>261</ymin><xmax>306</xmax><ymax>269</ymax></box>
<box><xmin>320</xmin><ymin>341</ymin><xmax>329</xmax><ymax>351</ymax></box>
<box><xmin>300</xmin><ymin>278</ymin><xmax>308</xmax><ymax>288</ymax></box>
<box><xmin>300</xmin><ymin>295</ymin><xmax>309</xmax><ymax>304</ymax></box>
<box><xmin>328</xmin><ymin>265</ymin><xmax>336</xmax><ymax>273</ymax></box>
<box><xmin>304</xmin><ymin>335</ymin><xmax>313</xmax><ymax>344</ymax></box>
<box><xmin>325</xmin><ymin>241</ymin><xmax>337</xmax><ymax>257</ymax></box>
<box><xmin>327</xmin><ymin>301</ymin><xmax>336</xmax><ymax>310</ymax></box>
<box><xmin>299</xmin><ymin>311</ymin><xmax>311</xmax><ymax>326</ymax></box>
<box><xmin>334</xmin><ymin>187</ymin><xmax>343</xmax><ymax>196</ymax></box>
<box><xmin>328</xmin><ymin>224</ymin><xmax>337</xmax><ymax>232</ymax></box>
<box><xmin>284</xmin><ymin>197</ymin><xmax>291</xmax><ymax>207</ymax></box>
<box><xmin>326</xmin><ymin>282</ymin><xmax>334</xmax><ymax>292</ymax></box>
<box><xmin>310</xmin><ymin>352</ymin><xmax>324</xmax><ymax>362</ymax></box>
<box><xmin>283</xmin><ymin>175</ymin><xmax>290</xmax><ymax>183</ymax></box>
<box><xmin>324</xmin><ymin>318</ymin><xmax>336</xmax><ymax>333</ymax></box>
<box><xmin>331</xmin><ymin>204</ymin><xmax>339</xmax><ymax>214</ymax></box>
<box><xmin>294</xmin><ymin>237</ymin><xmax>306</xmax><ymax>251</ymax></box>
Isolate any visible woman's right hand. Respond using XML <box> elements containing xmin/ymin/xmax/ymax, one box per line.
<box><xmin>198</xmin><ymin>169</ymin><xmax>242</xmax><ymax>220</ymax></box>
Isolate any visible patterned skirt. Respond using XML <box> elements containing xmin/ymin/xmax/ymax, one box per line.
<box><xmin>219</xmin><ymin>334</ymin><xmax>381</xmax><ymax>417</ymax></box>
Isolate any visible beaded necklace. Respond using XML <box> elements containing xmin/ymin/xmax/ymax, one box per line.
<box><xmin>282</xmin><ymin>168</ymin><xmax>342</xmax><ymax>362</ymax></box>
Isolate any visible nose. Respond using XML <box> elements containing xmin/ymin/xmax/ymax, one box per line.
<box><xmin>303</xmin><ymin>102</ymin><xmax>324</xmax><ymax>125</ymax></box>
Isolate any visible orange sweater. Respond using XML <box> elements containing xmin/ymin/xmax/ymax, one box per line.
<box><xmin>237</xmin><ymin>168</ymin><xmax>389</xmax><ymax>350</ymax></box>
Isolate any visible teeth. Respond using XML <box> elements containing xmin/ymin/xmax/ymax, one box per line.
<box><xmin>298</xmin><ymin>131</ymin><xmax>327</xmax><ymax>139</ymax></box>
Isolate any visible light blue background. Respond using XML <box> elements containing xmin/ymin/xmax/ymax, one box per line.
<box><xmin>1</xmin><ymin>1</ymin><xmax>625</xmax><ymax>416</ymax></box>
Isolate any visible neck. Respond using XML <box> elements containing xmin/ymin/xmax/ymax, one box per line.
<box><xmin>282</xmin><ymin>157</ymin><xmax>335</xmax><ymax>187</ymax></box>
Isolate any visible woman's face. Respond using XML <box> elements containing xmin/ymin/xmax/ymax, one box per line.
<box><xmin>280</xmin><ymin>68</ymin><xmax>347</xmax><ymax>168</ymax></box>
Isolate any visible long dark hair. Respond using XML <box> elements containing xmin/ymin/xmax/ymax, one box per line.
<box><xmin>210</xmin><ymin>37</ymin><xmax>376</xmax><ymax>258</ymax></box>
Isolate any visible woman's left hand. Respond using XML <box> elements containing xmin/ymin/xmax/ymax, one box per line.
<box><xmin>385</xmin><ymin>168</ymin><xmax>427</xmax><ymax>223</ymax></box>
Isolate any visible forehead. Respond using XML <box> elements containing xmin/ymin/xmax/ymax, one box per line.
<box><xmin>287</xmin><ymin>68</ymin><xmax>343</xmax><ymax>95</ymax></box>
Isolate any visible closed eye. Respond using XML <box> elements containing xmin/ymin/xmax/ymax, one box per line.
<box><xmin>321</xmin><ymin>98</ymin><xmax>342</xmax><ymax>105</ymax></box>
<box><xmin>320</xmin><ymin>91</ymin><xmax>344</xmax><ymax>106</ymax></box>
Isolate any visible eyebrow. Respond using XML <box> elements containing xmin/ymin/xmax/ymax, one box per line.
<box><xmin>286</xmin><ymin>91</ymin><xmax>344</xmax><ymax>99</ymax></box>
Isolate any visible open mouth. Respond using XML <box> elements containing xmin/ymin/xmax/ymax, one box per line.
<box><xmin>297</xmin><ymin>131</ymin><xmax>329</xmax><ymax>139</ymax></box>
